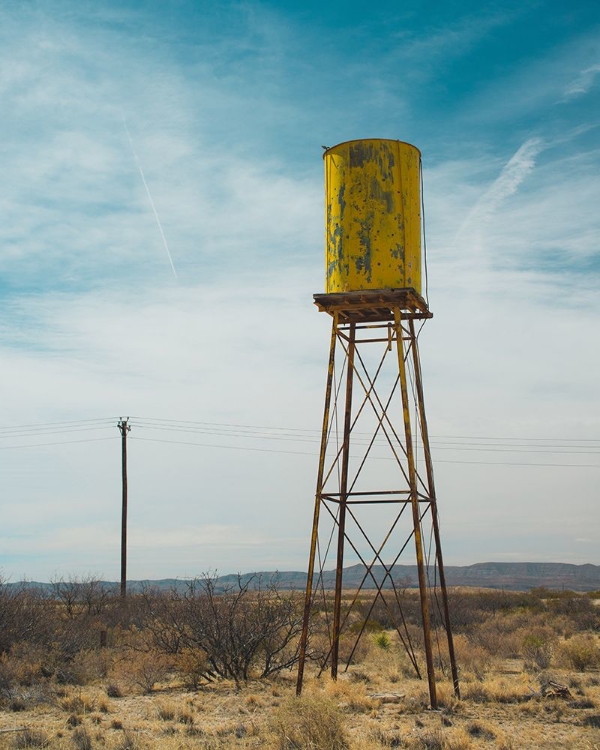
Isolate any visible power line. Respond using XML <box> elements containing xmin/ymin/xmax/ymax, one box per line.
<box><xmin>130</xmin><ymin>422</ymin><xmax>600</xmax><ymax>455</ymax></box>
<box><xmin>0</xmin><ymin>417</ymin><xmax>118</xmax><ymax>430</ymax></box>
<box><xmin>0</xmin><ymin>416</ymin><xmax>597</xmax><ymax>465</ymax></box>
<box><xmin>131</xmin><ymin>426</ymin><xmax>600</xmax><ymax>455</ymax></box>
<box><xmin>0</xmin><ymin>426</ymin><xmax>117</xmax><ymax>439</ymax></box>
<box><xmin>130</xmin><ymin>435</ymin><xmax>316</xmax><ymax>457</ymax></box>
<box><xmin>130</xmin><ymin>415</ymin><xmax>600</xmax><ymax>444</ymax></box>
<box><xmin>130</xmin><ymin>435</ymin><xmax>600</xmax><ymax>469</ymax></box>
<box><xmin>0</xmin><ymin>437</ymin><xmax>115</xmax><ymax>450</ymax></box>
<box><xmin>1</xmin><ymin>415</ymin><xmax>598</xmax><ymax>447</ymax></box>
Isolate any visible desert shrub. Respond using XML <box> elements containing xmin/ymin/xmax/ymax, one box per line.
<box><xmin>0</xmin><ymin>652</ymin><xmax>17</xmax><ymax>695</ymax></box>
<box><xmin>446</xmin><ymin>590</ymin><xmax>540</xmax><ymax>632</ymax></box>
<box><xmin>369</xmin><ymin>594</ymin><xmax>422</xmax><ymax>631</ymax></box>
<box><xmin>373</xmin><ymin>631</ymin><xmax>391</xmax><ymax>650</ymax></box>
<box><xmin>467</xmin><ymin>721</ymin><xmax>495</xmax><ymax>741</ymax></box>
<box><xmin>483</xmin><ymin>675</ymin><xmax>530</xmax><ymax>704</ymax></box>
<box><xmin>546</xmin><ymin>593</ymin><xmax>600</xmax><ymax>632</ymax></box>
<box><xmin>360</xmin><ymin>642</ymin><xmax>404</xmax><ymax>681</ymax></box>
<box><xmin>336</xmin><ymin>631</ymin><xmax>370</xmax><ymax>666</ymax></box>
<box><xmin>522</xmin><ymin>628</ymin><xmax>556</xmax><ymax>670</ymax></box>
<box><xmin>71</xmin><ymin>727</ymin><xmax>93</xmax><ymax>750</ymax></box>
<box><xmin>0</xmin><ymin>644</ymin><xmax>58</xmax><ymax>711</ymax></box>
<box><xmin>0</xmin><ymin>681</ymin><xmax>54</xmax><ymax>712</ymax></box>
<box><xmin>55</xmin><ymin>649</ymin><xmax>106</xmax><ymax>686</ymax></box>
<box><xmin>558</xmin><ymin>635</ymin><xmax>600</xmax><ymax>671</ymax></box>
<box><xmin>405</xmin><ymin>729</ymin><xmax>444</xmax><ymax>749</ymax></box>
<box><xmin>178</xmin><ymin>708</ymin><xmax>194</xmax><ymax>725</ymax></box>
<box><xmin>469</xmin><ymin>617</ymin><xmax>523</xmax><ymax>658</ymax></box>
<box><xmin>444</xmin><ymin>729</ymin><xmax>476</xmax><ymax>750</ymax></box>
<box><xmin>12</xmin><ymin>728</ymin><xmax>50</xmax><ymax>748</ymax></box>
<box><xmin>461</xmin><ymin>681</ymin><xmax>490</xmax><ymax>703</ymax></box>
<box><xmin>52</xmin><ymin>618</ymin><xmax>105</xmax><ymax>663</ymax></box>
<box><xmin>369</xmin><ymin>727</ymin><xmax>405</xmax><ymax>748</ymax></box>
<box><xmin>176</xmin><ymin>647</ymin><xmax>209</xmax><ymax>690</ymax></box>
<box><xmin>106</xmin><ymin>683</ymin><xmax>122</xmax><ymax>698</ymax></box>
<box><xmin>142</xmin><ymin>574</ymin><xmax>303</xmax><ymax>684</ymax></box>
<box><xmin>0</xmin><ymin>579</ymin><xmax>55</xmax><ymax>655</ymax></box>
<box><xmin>60</xmin><ymin>690</ymin><xmax>96</xmax><ymax>714</ymax></box>
<box><xmin>115</xmin><ymin>731</ymin><xmax>145</xmax><ymax>750</ymax></box>
<box><xmin>126</xmin><ymin>650</ymin><xmax>171</xmax><ymax>693</ymax></box>
<box><xmin>270</xmin><ymin>694</ymin><xmax>350</xmax><ymax>749</ymax></box>
<box><xmin>50</xmin><ymin>575</ymin><xmax>113</xmax><ymax>620</ymax></box>
<box><xmin>450</xmin><ymin>634</ymin><xmax>491</xmax><ymax>679</ymax></box>
<box><xmin>323</xmin><ymin>677</ymin><xmax>375</xmax><ymax>712</ymax></box>
<box><xmin>3</xmin><ymin>643</ymin><xmax>51</xmax><ymax>685</ymax></box>
<box><xmin>156</xmin><ymin>701</ymin><xmax>176</xmax><ymax>720</ymax></box>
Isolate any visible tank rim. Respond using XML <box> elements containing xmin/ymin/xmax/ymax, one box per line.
<box><xmin>322</xmin><ymin>138</ymin><xmax>421</xmax><ymax>159</ymax></box>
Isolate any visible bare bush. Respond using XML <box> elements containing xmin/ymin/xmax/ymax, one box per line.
<box><xmin>142</xmin><ymin>574</ymin><xmax>303</xmax><ymax>685</ymax></box>
<box><xmin>127</xmin><ymin>650</ymin><xmax>171</xmax><ymax>693</ymax></box>
<box><xmin>0</xmin><ymin>578</ymin><xmax>54</xmax><ymax>655</ymax></box>
<box><xmin>50</xmin><ymin>575</ymin><xmax>112</xmax><ymax>620</ymax></box>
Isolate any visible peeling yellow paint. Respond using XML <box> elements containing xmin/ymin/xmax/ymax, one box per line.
<box><xmin>324</xmin><ymin>139</ymin><xmax>421</xmax><ymax>294</ymax></box>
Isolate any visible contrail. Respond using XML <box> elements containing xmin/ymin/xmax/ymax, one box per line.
<box><xmin>452</xmin><ymin>137</ymin><xmax>544</xmax><ymax>251</ymax></box>
<box><xmin>123</xmin><ymin>119</ymin><xmax>177</xmax><ymax>280</ymax></box>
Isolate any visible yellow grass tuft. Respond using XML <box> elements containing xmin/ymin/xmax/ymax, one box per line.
<box><xmin>269</xmin><ymin>693</ymin><xmax>350</xmax><ymax>749</ymax></box>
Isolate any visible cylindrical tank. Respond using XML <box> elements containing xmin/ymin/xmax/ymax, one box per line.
<box><xmin>324</xmin><ymin>139</ymin><xmax>422</xmax><ymax>294</ymax></box>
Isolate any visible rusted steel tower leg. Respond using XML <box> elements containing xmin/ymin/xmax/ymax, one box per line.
<box><xmin>296</xmin><ymin>319</ymin><xmax>338</xmax><ymax>696</ymax></box>
<box><xmin>409</xmin><ymin>320</ymin><xmax>460</xmax><ymax>698</ymax></box>
<box><xmin>331</xmin><ymin>323</ymin><xmax>356</xmax><ymax>680</ymax></box>
<box><xmin>394</xmin><ymin>310</ymin><xmax>438</xmax><ymax>709</ymax></box>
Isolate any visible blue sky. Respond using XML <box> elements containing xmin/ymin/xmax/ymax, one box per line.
<box><xmin>0</xmin><ymin>0</ymin><xmax>599</xmax><ymax>581</ymax></box>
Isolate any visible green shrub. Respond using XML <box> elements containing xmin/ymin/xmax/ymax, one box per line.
<box><xmin>373</xmin><ymin>631</ymin><xmax>391</xmax><ymax>650</ymax></box>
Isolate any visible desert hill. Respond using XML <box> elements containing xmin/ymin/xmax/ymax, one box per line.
<box><xmin>12</xmin><ymin>561</ymin><xmax>600</xmax><ymax>593</ymax></box>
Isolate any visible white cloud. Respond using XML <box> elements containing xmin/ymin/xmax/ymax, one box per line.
<box><xmin>563</xmin><ymin>64</ymin><xmax>600</xmax><ymax>99</ymax></box>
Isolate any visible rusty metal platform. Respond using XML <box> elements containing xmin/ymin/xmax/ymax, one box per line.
<box><xmin>313</xmin><ymin>288</ymin><xmax>432</xmax><ymax>322</ymax></box>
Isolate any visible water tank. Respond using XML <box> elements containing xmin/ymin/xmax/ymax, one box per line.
<box><xmin>324</xmin><ymin>139</ymin><xmax>422</xmax><ymax>294</ymax></box>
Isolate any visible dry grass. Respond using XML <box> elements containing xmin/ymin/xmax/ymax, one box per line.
<box><xmin>0</xmin><ymin>660</ymin><xmax>599</xmax><ymax>749</ymax></box>
<box><xmin>269</xmin><ymin>693</ymin><xmax>349</xmax><ymax>749</ymax></box>
<box><xmin>0</xmin><ymin>589</ymin><xmax>599</xmax><ymax>749</ymax></box>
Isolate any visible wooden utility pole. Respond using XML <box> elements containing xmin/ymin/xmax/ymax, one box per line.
<box><xmin>118</xmin><ymin>418</ymin><xmax>131</xmax><ymax>598</ymax></box>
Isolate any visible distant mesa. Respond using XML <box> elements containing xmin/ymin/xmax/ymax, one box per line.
<box><xmin>11</xmin><ymin>562</ymin><xmax>600</xmax><ymax>593</ymax></box>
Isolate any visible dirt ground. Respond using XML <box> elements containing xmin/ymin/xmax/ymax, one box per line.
<box><xmin>1</xmin><ymin>656</ymin><xmax>599</xmax><ymax>749</ymax></box>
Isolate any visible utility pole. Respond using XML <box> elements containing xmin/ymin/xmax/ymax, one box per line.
<box><xmin>117</xmin><ymin>418</ymin><xmax>131</xmax><ymax>598</ymax></box>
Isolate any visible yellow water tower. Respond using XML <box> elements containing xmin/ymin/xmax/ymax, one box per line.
<box><xmin>325</xmin><ymin>139</ymin><xmax>422</xmax><ymax>293</ymax></box>
<box><xmin>296</xmin><ymin>139</ymin><xmax>458</xmax><ymax>708</ymax></box>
